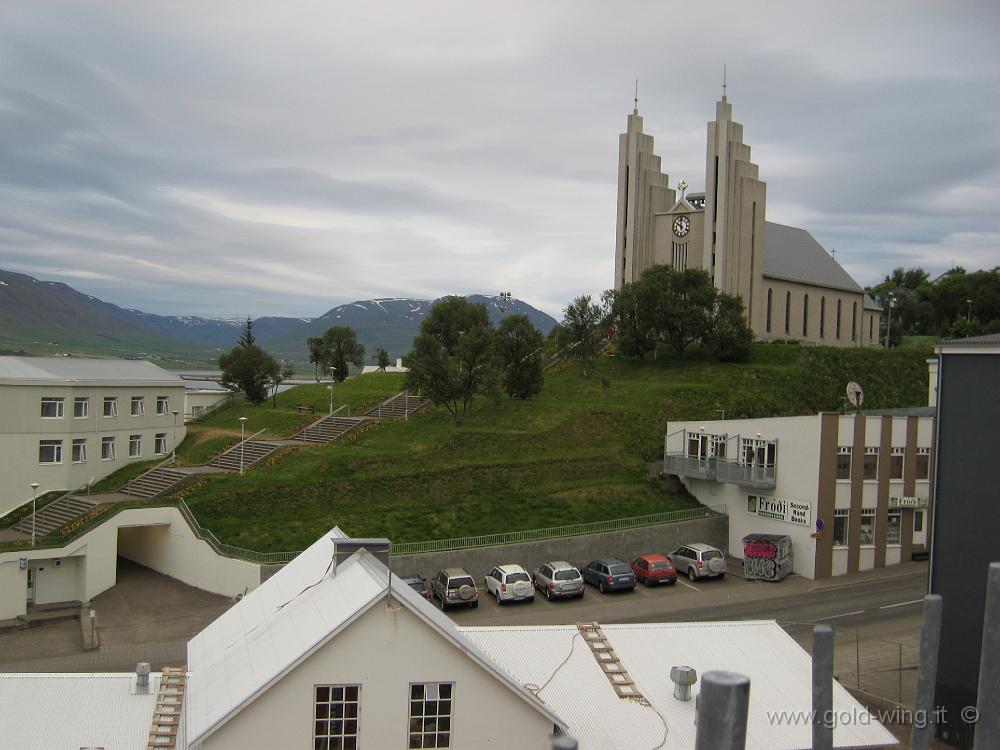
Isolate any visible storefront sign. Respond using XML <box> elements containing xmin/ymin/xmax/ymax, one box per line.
<box><xmin>889</xmin><ymin>496</ymin><xmax>927</xmax><ymax>508</ymax></box>
<box><xmin>747</xmin><ymin>494</ymin><xmax>812</xmax><ymax>527</ymax></box>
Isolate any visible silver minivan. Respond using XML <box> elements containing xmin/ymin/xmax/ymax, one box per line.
<box><xmin>669</xmin><ymin>543</ymin><xmax>727</xmax><ymax>581</ymax></box>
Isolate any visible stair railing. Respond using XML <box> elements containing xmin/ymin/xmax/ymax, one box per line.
<box><xmin>36</xmin><ymin>481</ymin><xmax>90</xmax><ymax>529</ymax></box>
<box><xmin>121</xmin><ymin>454</ymin><xmax>176</xmax><ymax>494</ymax></box>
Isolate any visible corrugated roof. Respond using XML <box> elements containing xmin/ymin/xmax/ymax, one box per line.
<box><xmin>938</xmin><ymin>332</ymin><xmax>1000</xmax><ymax>347</ymax></box>
<box><xmin>763</xmin><ymin>223</ymin><xmax>865</xmax><ymax>294</ymax></box>
<box><xmin>461</xmin><ymin>622</ymin><xmax>898</xmax><ymax>750</ymax></box>
<box><xmin>0</xmin><ymin>356</ymin><xmax>183</xmax><ymax>384</ymax></box>
<box><xmin>0</xmin><ymin>672</ymin><xmax>164</xmax><ymax>750</ymax></box>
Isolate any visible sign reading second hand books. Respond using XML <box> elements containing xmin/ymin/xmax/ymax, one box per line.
<box><xmin>747</xmin><ymin>494</ymin><xmax>812</xmax><ymax>527</ymax></box>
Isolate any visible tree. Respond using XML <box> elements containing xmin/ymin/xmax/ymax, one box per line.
<box><xmin>607</xmin><ymin>284</ymin><xmax>653</xmax><ymax>358</ymax></box>
<box><xmin>404</xmin><ymin>298</ymin><xmax>497</xmax><ymax>425</ymax></box>
<box><xmin>307</xmin><ymin>336</ymin><xmax>327</xmax><ymax>382</ymax></box>
<box><xmin>710</xmin><ymin>293</ymin><xmax>754</xmax><ymax>362</ymax></box>
<box><xmin>374</xmin><ymin>347</ymin><xmax>391</xmax><ymax>372</ymax></box>
<box><xmin>306</xmin><ymin>326</ymin><xmax>366</xmax><ymax>382</ymax></box>
<box><xmin>269</xmin><ymin>364</ymin><xmax>295</xmax><ymax>407</ymax></box>
<box><xmin>495</xmin><ymin>314</ymin><xmax>544</xmax><ymax>399</ymax></box>
<box><xmin>219</xmin><ymin>344</ymin><xmax>279</xmax><ymax>405</ymax></box>
<box><xmin>238</xmin><ymin>316</ymin><xmax>256</xmax><ymax>347</ymax></box>
<box><xmin>556</xmin><ymin>295</ymin><xmax>605</xmax><ymax>377</ymax></box>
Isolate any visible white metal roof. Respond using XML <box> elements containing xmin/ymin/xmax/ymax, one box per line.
<box><xmin>460</xmin><ymin>621</ymin><xmax>899</xmax><ymax>750</ymax></box>
<box><xmin>185</xmin><ymin>528</ymin><xmax>562</xmax><ymax>745</ymax></box>
<box><xmin>0</xmin><ymin>356</ymin><xmax>183</xmax><ymax>385</ymax></box>
<box><xmin>0</xmin><ymin>672</ymin><xmax>164</xmax><ymax>750</ymax></box>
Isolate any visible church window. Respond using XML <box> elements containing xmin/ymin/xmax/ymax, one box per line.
<box><xmin>766</xmin><ymin>289</ymin><xmax>773</xmax><ymax>333</ymax></box>
<box><xmin>785</xmin><ymin>291</ymin><xmax>791</xmax><ymax>334</ymax></box>
<box><xmin>820</xmin><ymin>297</ymin><xmax>826</xmax><ymax>338</ymax></box>
<box><xmin>869</xmin><ymin>314</ymin><xmax>874</xmax><ymax>342</ymax></box>
<box><xmin>852</xmin><ymin>302</ymin><xmax>858</xmax><ymax>342</ymax></box>
<box><xmin>836</xmin><ymin>300</ymin><xmax>842</xmax><ymax>339</ymax></box>
<box><xmin>803</xmin><ymin>294</ymin><xmax>809</xmax><ymax>337</ymax></box>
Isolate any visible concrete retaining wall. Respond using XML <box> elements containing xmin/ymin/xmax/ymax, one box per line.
<box><xmin>392</xmin><ymin>513</ymin><xmax>729</xmax><ymax>584</ymax></box>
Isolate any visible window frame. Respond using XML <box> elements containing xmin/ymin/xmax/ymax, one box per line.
<box><xmin>154</xmin><ymin>433</ymin><xmax>168</xmax><ymax>455</ymax></box>
<box><xmin>73</xmin><ymin>397</ymin><xmax>89</xmax><ymax>418</ymax></box>
<box><xmin>101</xmin><ymin>436</ymin><xmax>116</xmax><ymax>461</ymax></box>
<box><xmin>314</xmin><ymin>683</ymin><xmax>360</xmax><ymax>750</ymax></box>
<box><xmin>859</xmin><ymin>507</ymin><xmax>877</xmax><ymax>546</ymax></box>
<box><xmin>408</xmin><ymin>682</ymin><xmax>454</xmax><ymax>749</ymax></box>
<box><xmin>72</xmin><ymin>438</ymin><xmax>87</xmax><ymax>464</ymax></box>
<box><xmin>836</xmin><ymin>447</ymin><xmax>852</xmax><ymax>480</ymax></box>
<box><xmin>915</xmin><ymin>448</ymin><xmax>930</xmax><ymax>480</ymax></box>
<box><xmin>41</xmin><ymin>397</ymin><xmax>65</xmax><ymax>418</ymax></box>
<box><xmin>862</xmin><ymin>447</ymin><xmax>879</xmax><ymax>481</ymax></box>
<box><xmin>889</xmin><ymin>448</ymin><xmax>904</xmax><ymax>480</ymax></box>
<box><xmin>886</xmin><ymin>508</ymin><xmax>903</xmax><ymax>545</ymax></box>
<box><xmin>103</xmin><ymin>397</ymin><xmax>118</xmax><ymax>418</ymax></box>
<box><xmin>39</xmin><ymin>439</ymin><xmax>63</xmax><ymax>464</ymax></box>
<box><xmin>130</xmin><ymin>396</ymin><xmax>144</xmax><ymax>417</ymax></box>
<box><xmin>156</xmin><ymin>396</ymin><xmax>170</xmax><ymax>416</ymax></box>
<box><xmin>129</xmin><ymin>434</ymin><xmax>142</xmax><ymax>458</ymax></box>
<box><xmin>832</xmin><ymin>508</ymin><xmax>850</xmax><ymax>547</ymax></box>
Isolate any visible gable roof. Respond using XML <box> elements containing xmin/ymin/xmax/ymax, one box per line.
<box><xmin>0</xmin><ymin>356</ymin><xmax>182</xmax><ymax>385</ymax></box>
<box><xmin>763</xmin><ymin>222</ymin><xmax>865</xmax><ymax>295</ymax></box>
<box><xmin>185</xmin><ymin>529</ymin><xmax>562</xmax><ymax>745</ymax></box>
<box><xmin>461</xmin><ymin>621</ymin><xmax>897</xmax><ymax>750</ymax></box>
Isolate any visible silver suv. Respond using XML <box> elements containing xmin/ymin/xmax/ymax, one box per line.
<box><xmin>431</xmin><ymin>568</ymin><xmax>479</xmax><ymax>610</ymax></box>
<box><xmin>669</xmin><ymin>543</ymin><xmax>727</xmax><ymax>581</ymax></box>
<box><xmin>485</xmin><ymin>564</ymin><xmax>534</xmax><ymax>604</ymax></box>
<box><xmin>532</xmin><ymin>561</ymin><xmax>585</xmax><ymax>600</ymax></box>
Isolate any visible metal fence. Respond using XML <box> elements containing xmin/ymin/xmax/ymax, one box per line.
<box><xmin>174</xmin><ymin>500</ymin><xmax>300</xmax><ymax>565</ymax></box>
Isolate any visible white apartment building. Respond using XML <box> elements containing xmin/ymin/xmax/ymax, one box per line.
<box><xmin>664</xmin><ymin>410</ymin><xmax>934</xmax><ymax>579</ymax></box>
<box><xmin>0</xmin><ymin>358</ymin><xmax>187</xmax><ymax>516</ymax></box>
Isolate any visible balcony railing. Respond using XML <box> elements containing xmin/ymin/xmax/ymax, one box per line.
<box><xmin>715</xmin><ymin>460</ymin><xmax>777</xmax><ymax>489</ymax></box>
<box><xmin>663</xmin><ymin>453</ymin><xmax>717</xmax><ymax>480</ymax></box>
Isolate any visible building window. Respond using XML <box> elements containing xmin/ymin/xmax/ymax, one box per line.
<box><xmin>192</xmin><ymin>405</ymin><xmax>205</xmax><ymax>416</ymax></box>
<box><xmin>833</xmin><ymin>508</ymin><xmax>850</xmax><ymax>547</ymax></box>
<box><xmin>314</xmin><ymin>684</ymin><xmax>360</xmax><ymax>750</ymax></box>
<box><xmin>862</xmin><ymin>448</ymin><xmax>879</xmax><ymax>480</ymax></box>
<box><xmin>74</xmin><ymin>397</ymin><xmax>89</xmax><ymax>418</ymax></box>
<box><xmin>740</xmin><ymin>437</ymin><xmax>776</xmax><ymax>467</ymax></box>
<box><xmin>914</xmin><ymin>510</ymin><xmax>925</xmax><ymax>533</ymax></box>
<box><xmin>820</xmin><ymin>297</ymin><xmax>826</xmax><ymax>338</ymax></box>
<box><xmin>785</xmin><ymin>291</ymin><xmax>791</xmax><ymax>334</ymax></box>
<box><xmin>39</xmin><ymin>440</ymin><xmax>63</xmax><ymax>464</ymax></box>
<box><xmin>155</xmin><ymin>433</ymin><xmax>168</xmax><ymax>455</ymax></box>
<box><xmin>72</xmin><ymin>439</ymin><xmax>87</xmax><ymax>463</ymax></box>
<box><xmin>915</xmin><ymin>448</ymin><xmax>930</xmax><ymax>480</ymax></box>
<box><xmin>409</xmin><ymin>682</ymin><xmax>453</xmax><ymax>749</ymax></box>
<box><xmin>836</xmin><ymin>299</ymin><xmax>842</xmax><ymax>339</ymax></box>
<box><xmin>41</xmin><ymin>397</ymin><xmax>65</xmax><ymax>418</ymax></box>
<box><xmin>803</xmin><ymin>294</ymin><xmax>809</xmax><ymax>337</ymax></box>
<box><xmin>101</xmin><ymin>436</ymin><xmax>116</xmax><ymax>461</ymax></box>
<box><xmin>859</xmin><ymin>507</ymin><xmax>876</xmax><ymax>545</ymax></box>
<box><xmin>887</xmin><ymin>509</ymin><xmax>903</xmax><ymax>545</ymax></box>
<box><xmin>852</xmin><ymin>302</ymin><xmax>858</xmax><ymax>342</ymax></box>
<box><xmin>766</xmin><ymin>288</ymin><xmax>773</xmax><ymax>333</ymax></box>
<box><xmin>688</xmin><ymin>432</ymin><xmax>726</xmax><ymax>460</ymax></box>
<box><xmin>836</xmin><ymin>447</ymin><xmax>852</xmax><ymax>480</ymax></box>
<box><xmin>157</xmin><ymin>396</ymin><xmax>170</xmax><ymax>415</ymax></box>
<box><xmin>890</xmin><ymin>448</ymin><xmax>904</xmax><ymax>479</ymax></box>
<box><xmin>103</xmin><ymin>397</ymin><xmax>118</xmax><ymax>417</ymax></box>
<box><xmin>131</xmin><ymin>396</ymin><xmax>144</xmax><ymax>416</ymax></box>
<box><xmin>129</xmin><ymin>435</ymin><xmax>142</xmax><ymax>458</ymax></box>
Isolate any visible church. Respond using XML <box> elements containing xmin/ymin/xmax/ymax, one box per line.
<box><xmin>613</xmin><ymin>91</ymin><xmax>881</xmax><ymax>347</ymax></box>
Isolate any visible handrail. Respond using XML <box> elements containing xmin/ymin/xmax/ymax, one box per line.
<box><xmin>226</xmin><ymin>427</ymin><xmax>269</xmax><ymax>453</ymax></box>
<box><xmin>292</xmin><ymin>406</ymin><xmax>346</xmax><ymax>440</ymax></box>
<box><xmin>121</xmin><ymin>454</ymin><xmax>175</xmax><ymax>491</ymax></box>
<box><xmin>37</xmin><ymin>482</ymin><xmax>91</xmax><ymax>526</ymax></box>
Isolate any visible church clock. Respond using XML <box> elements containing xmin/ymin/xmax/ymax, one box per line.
<box><xmin>673</xmin><ymin>215</ymin><xmax>690</xmax><ymax>237</ymax></box>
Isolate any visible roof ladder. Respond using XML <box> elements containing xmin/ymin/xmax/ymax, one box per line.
<box><xmin>576</xmin><ymin>622</ymin><xmax>647</xmax><ymax>703</ymax></box>
<box><xmin>146</xmin><ymin>666</ymin><xmax>187</xmax><ymax>749</ymax></box>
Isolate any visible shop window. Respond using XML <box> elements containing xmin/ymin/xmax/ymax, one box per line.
<box><xmin>833</xmin><ymin>508</ymin><xmax>850</xmax><ymax>547</ymax></box>
<box><xmin>887</xmin><ymin>509</ymin><xmax>903</xmax><ymax>545</ymax></box>
<box><xmin>859</xmin><ymin>507</ymin><xmax>876</xmax><ymax>545</ymax></box>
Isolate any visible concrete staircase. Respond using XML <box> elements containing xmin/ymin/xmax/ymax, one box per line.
<box><xmin>121</xmin><ymin>467</ymin><xmax>189</xmax><ymax>500</ymax></box>
<box><xmin>294</xmin><ymin>415</ymin><xmax>368</xmax><ymax>444</ymax></box>
<box><xmin>208</xmin><ymin>439</ymin><xmax>281</xmax><ymax>471</ymax></box>
<box><xmin>14</xmin><ymin>495</ymin><xmax>99</xmax><ymax>536</ymax></box>
<box><xmin>366</xmin><ymin>393</ymin><xmax>429</xmax><ymax>420</ymax></box>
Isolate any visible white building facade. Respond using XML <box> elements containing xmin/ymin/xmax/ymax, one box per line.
<box><xmin>0</xmin><ymin>358</ymin><xmax>187</xmax><ymax>516</ymax></box>
<box><xmin>665</xmin><ymin>410</ymin><xmax>934</xmax><ymax>579</ymax></box>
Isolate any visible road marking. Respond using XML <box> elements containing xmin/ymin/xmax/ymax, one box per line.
<box><xmin>811</xmin><ymin>610</ymin><xmax>865</xmax><ymax>622</ymax></box>
<box><xmin>678</xmin><ymin>580</ymin><xmax>701</xmax><ymax>592</ymax></box>
<box><xmin>879</xmin><ymin>599</ymin><xmax>924</xmax><ymax>610</ymax></box>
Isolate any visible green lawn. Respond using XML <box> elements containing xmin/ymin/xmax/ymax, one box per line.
<box><xmin>177</xmin><ymin>344</ymin><xmax>932</xmax><ymax>551</ymax></box>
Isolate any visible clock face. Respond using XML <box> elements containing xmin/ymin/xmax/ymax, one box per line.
<box><xmin>673</xmin><ymin>215</ymin><xmax>691</xmax><ymax>237</ymax></box>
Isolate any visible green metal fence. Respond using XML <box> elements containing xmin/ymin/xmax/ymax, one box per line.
<box><xmin>174</xmin><ymin>500</ymin><xmax>300</xmax><ymax>565</ymax></box>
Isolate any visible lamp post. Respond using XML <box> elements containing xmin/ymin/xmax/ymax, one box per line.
<box><xmin>171</xmin><ymin>409</ymin><xmax>180</xmax><ymax>462</ymax></box>
<box><xmin>29</xmin><ymin>482</ymin><xmax>39</xmax><ymax>547</ymax></box>
<box><xmin>967</xmin><ymin>299</ymin><xmax>973</xmax><ymax>322</ymax></box>
<box><xmin>885</xmin><ymin>293</ymin><xmax>896</xmax><ymax>349</ymax></box>
<box><xmin>238</xmin><ymin>416</ymin><xmax>248</xmax><ymax>476</ymax></box>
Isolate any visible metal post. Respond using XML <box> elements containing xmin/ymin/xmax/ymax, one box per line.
<box><xmin>812</xmin><ymin>625</ymin><xmax>834</xmax><ymax>750</ymax></box>
<box><xmin>911</xmin><ymin>595</ymin><xmax>942</xmax><ymax>750</ymax></box>
<box><xmin>973</xmin><ymin>562</ymin><xmax>1000</xmax><ymax>750</ymax></box>
<box><xmin>29</xmin><ymin>482</ymin><xmax>39</xmax><ymax>547</ymax></box>
<box><xmin>694</xmin><ymin>670</ymin><xmax>750</xmax><ymax>750</ymax></box>
<box><xmin>856</xmin><ymin>631</ymin><xmax>861</xmax><ymax>688</ymax></box>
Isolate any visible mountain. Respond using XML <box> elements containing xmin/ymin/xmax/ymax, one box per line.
<box><xmin>0</xmin><ymin>269</ymin><xmax>558</xmax><ymax>363</ymax></box>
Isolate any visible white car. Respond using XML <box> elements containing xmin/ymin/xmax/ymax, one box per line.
<box><xmin>485</xmin><ymin>564</ymin><xmax>535</xmax><ymax>604</ymax></box>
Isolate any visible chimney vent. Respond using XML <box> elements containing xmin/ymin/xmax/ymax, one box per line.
<box><xmin>669</xmin><ymin>665</ymin><xmax>698</xmax><ymax>701</ymax></box>
<box><xmin>136</xmin><ymin>662</ymin><xmax>151</xmax><ymax>693</ymax></box>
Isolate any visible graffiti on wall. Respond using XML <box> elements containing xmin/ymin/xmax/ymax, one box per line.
<box><xmin>742</xmin><ymin>533</ymin><xmax>792</xmax><ymax>582</ymax></box>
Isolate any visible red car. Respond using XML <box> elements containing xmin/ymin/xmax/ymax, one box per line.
<box><xmin>630</xmin><ymin>554</ymin><xmax>677</xmax><ymax>586</ymax></box>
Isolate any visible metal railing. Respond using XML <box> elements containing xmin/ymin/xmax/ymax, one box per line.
<box><xmin>663</xmin><ymin>453</ymin><xmax>718</xmax><ymax>479</ymax></box>
<box><xmin>174</xmin><ymin>500</ymin><xmax>300</xmax><ymax>565</ymax></box>
<box><xmin>392</xmin><ymin>505</ymin><xmax>726</xmax><ymax>555</ymax></box>
<box><xmin>28</xmin><ymin>482</ymin><xmax>90</xmax><ymax>530</ymax></box>
<box><xmin>715</xmin><ymin>459</ymin><xmax>777</xmax><ymax>489</ymax></box>
<box><xmin>120</xmin><ymin>454</ymin><xmax>176</xmax><ymax>493</ymax></box>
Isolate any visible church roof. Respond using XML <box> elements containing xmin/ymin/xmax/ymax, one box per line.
<box><xmin>763</xmin><ymin>223</ymin><xmax>865</xmax><ymax>295</ymax></box>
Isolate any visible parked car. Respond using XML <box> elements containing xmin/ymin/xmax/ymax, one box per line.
<box><xmin>430</xmin><ymin>568</ymin><xmax>479</xmax><ymax>610</ymax></box>
<box><xmin>668</xmin><ymin>543</ymin><xmax>727</xmax><ymax>581</ymax></box>
<box><xmin>532</xmin><ymin>561</ymin><xmax>585</xmax><ymax>600</ymax></box>
<box><xmin>630</xmin><ymin>554</ymin><xmax>677</xmax><ymax>586</ymax></box>
<box><xmin>399</xmin><ymin>574</ymin><xmax>430</xmax><ymax>599</ymax></box>
<box><xmin>580</xmin><ymin>559</ymin><xmax>636</xmax><ymax>593</ymax></box>
<box><xmin>484</xmin><ymin>564</ymin><xmax>535</xmax><ymax>604</ymax></box>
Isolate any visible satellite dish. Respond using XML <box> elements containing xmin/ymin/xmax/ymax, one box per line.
<box><xmin>846</xmin><ymin>381</ymin><xmax>864</xmax><ymax>408</ymax></box>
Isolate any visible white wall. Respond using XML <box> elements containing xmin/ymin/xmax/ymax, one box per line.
<box><xmin>196</xmin><ymin>598</ymin><xmax>555</xmax><ymax>750</ymax></box>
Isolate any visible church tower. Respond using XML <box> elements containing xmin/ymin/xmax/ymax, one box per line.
<box><xmin>702</xmin><ymin>94</ymin><xmax>767</xmax><ymax>326</ymax></box>
<box><xmin>613</xmin><ymin>105</ymin><xmax>674</xmax><ymax>290</ymax></box>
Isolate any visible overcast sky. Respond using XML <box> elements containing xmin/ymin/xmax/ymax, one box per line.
<box><xmin>1</xmin><ymin>1</ymin><xmax>998</xmax><ymax>319</ymax></box>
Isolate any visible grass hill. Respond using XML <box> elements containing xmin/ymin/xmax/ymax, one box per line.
<box><xmin>174</xmin><ymin>343</ymin><xmax>933</xmax><ymax>552</ymax></box>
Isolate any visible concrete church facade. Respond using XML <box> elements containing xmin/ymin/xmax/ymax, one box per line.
<box><xmin>613</xmin><ymin>94</ymin><xmax>881</xmax><ymax>347</ymax></box>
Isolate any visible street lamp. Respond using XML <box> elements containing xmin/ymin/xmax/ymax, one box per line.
<box><xmin>171</xmin><ymin>409</ymin><xmax>180</xmax><ymax>462</ymax></box>
<box><xmin>238</xmin><ymin>416</ymin><xmax>248</xmax><ymax>476</ymax></box>
<box><xmin>885</xmin><ymin>293</ymin><xmax>896</xmax><ymax>349</ymax></box>
<box><xmin>967</xmin><ymin>299</ymin><xmax>973</xmax><ymax>322</ymax></box>
<box><xmin>29</xmin><ymin>482</ymin><xmax>39</xmax><ymax>547</ymax></box>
